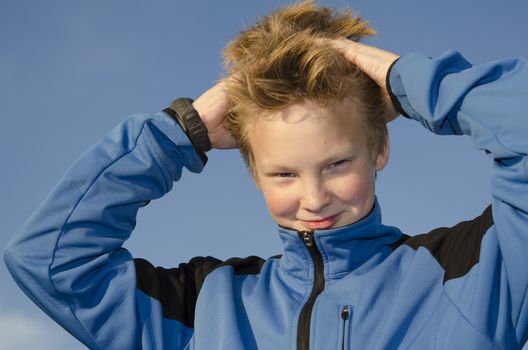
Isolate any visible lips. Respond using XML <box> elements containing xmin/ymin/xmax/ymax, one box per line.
<box><xmin>300</xmin><ymin>213</ymin><xmax>341</xmax><ymax>230</ymax></box>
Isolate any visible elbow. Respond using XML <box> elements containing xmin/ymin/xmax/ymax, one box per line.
<box><xmin>3</xmin><ymin>233</ymin><xmax>48</xmax><ymax>289</ymax></box>
<box><xmin>4</xmin><ymin>238</ymin><xmax>27</xmax><ymax>284</ymax></box>
<box><xmin>4</xmin><ymin>233</ymin><xmax>57</xmax><ymax>304</ymax></box>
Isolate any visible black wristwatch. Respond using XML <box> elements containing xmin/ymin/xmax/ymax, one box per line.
<box><xmin>164</xmin><ymin>98</ymin><xmax>212</xmax><ymax>164</ymax></box>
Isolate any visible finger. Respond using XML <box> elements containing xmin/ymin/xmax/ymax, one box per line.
<box><xmin>319</xmin><ymin>38</ymin><xmax>360</xmax><ymax>64</ymax></box>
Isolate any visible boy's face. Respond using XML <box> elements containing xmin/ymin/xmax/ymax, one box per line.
<box><xmin>250</xmin><ymin>98</ymin><xmax>389</xmax><ymax>232</ymax></box>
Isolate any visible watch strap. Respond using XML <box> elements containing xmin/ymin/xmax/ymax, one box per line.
<box><xmin>164</xmin><ymin>98</ymin><xmax>211</xmax><ymax>164</ymax></box>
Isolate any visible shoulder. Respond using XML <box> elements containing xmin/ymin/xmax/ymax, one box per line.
<box><xmin>134</xmin><ymin>254</ymin><xmax>282</xmax><ymax>291</ymax></box>
<box><xmin>133</xmin><ymin>254</ymin><xmax>280</xmax><ymax>327</ymax></box>
<box><xmin>389</xmin><ymin>205</ymin><xmax>493</xmax><ymax>283</ymax></box>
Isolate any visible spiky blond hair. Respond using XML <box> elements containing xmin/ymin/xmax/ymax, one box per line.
<box><xmin>223</xmin><ymin>1</ymin><xmax>387</xmax><ymax>175</ymax></box>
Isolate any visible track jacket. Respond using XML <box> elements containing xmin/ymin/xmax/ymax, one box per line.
<box><xmin>4</xmin><ymin>51</ymin><xmax>528</xmax><ymax>349</ymax></box>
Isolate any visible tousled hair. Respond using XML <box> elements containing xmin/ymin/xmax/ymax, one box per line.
<box><xmin>223</xmin><ymin>0</ymin><xmax>388</xmax><ymax>174</ymax></box>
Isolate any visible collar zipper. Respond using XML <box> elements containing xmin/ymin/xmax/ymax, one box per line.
<box><xmin>297</xmin><ymin>230</ymin><xmax>325</xmax><ymax>350</ymax></box>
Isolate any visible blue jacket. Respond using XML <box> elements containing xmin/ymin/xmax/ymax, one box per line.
<box><xmin>4</xmin><ymin>51</ymin><xmax>528</xmax><ymax>349</ymax></box>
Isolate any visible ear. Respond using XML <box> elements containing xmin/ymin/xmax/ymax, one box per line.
<box><xmin>374</xmin><ymin>137</ymin><xmax>390</xmax><ymax>171</ymax></box>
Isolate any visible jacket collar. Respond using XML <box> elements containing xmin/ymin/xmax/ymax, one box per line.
<box><xmin>277</xmin><ymin>199</ymin><xmax>402</xmax><ymax>281</ymax></box>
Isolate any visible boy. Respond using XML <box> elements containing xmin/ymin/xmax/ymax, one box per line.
<box><xmin>5</xmin><ymin>2</ymin><xmax>528</xmax><ymax>349</ymax></box>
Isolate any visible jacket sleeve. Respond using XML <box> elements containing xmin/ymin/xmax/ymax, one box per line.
<box><xmin>389</xmin><ymin>51</ymin><xmax>528</xmax><ymax>346</ymax></box>
<box><xmin>3</xmin><ymin>112</ymin><xmax>205</xmax><ymax>349</ymax></box>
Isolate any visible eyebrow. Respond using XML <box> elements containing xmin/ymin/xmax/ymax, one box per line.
<box><xmin>260</xmin><ymin>150</ymin><xmax>357</xmax><ymax>172</ymax></box>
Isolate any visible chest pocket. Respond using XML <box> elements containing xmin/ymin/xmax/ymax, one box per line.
<box><xmin>337</xmin><ymin>304</ymin><xmax>351</xmax><ymax>350</ymax></box>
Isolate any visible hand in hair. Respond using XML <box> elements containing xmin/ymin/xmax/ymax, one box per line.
<box><xmin>193</xmin><ymin>80</ymin><xmax>237</xmax><ymax>149</ymax></box>
<box><xmin>329</xmin><ymin>39</ymin><xmax>400</xmax><ymax>123</ymax></box>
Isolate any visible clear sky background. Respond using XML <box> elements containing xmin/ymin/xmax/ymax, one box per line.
<box><xmin>1</xmin><ymin>1</ymin><xmax>527</xmax><ymax>349</ymax></box>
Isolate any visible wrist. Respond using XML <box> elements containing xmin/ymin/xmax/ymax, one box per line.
<box><xmin>164</xmin><ymin>98</ymin><xmax>212</xmax><ymax>164</ymax></box>
<box><xmin>386</xmin><ymin>57</ymin><xmax>410</xmax><ymax>119</ymax></box>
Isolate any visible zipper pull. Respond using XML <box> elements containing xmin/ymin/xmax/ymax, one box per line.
<box><xmin>302</xmin><ymin>231</ymin><xmax>313</xmax><ymax>247</ymax></box>
<box><xmin>341</xmin><ymin>305</ymin><xmax>349</xmax><ymax>320</ymax></box>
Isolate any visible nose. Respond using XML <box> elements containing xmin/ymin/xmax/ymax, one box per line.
<box><xmin>301</xmin><ymin>178</ymin><xmax>331</xmax><ymax>213</ymax></box>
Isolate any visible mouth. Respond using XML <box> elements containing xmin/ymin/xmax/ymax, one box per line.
<box><xmin>300</xmin><ymin>213</ymin><xmax>342</xmax><ymax>230</ymax></box>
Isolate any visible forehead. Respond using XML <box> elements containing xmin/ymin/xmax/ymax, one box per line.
<box><xmin>251</xmin><ymin>98</ymin><xmax>366</xmax><ymax>138</ymax></box>
<box><xmin>248</xmin><ymin>98</ymin><xmax>368</xmax><ymax>167</ymax></box>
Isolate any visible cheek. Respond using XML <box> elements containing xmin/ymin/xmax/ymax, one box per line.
<box><xmin>261</xmin><ymin>185</ymin><xmax>298</xmax><ymax>219</ymax></box>
<box><xmin>334</xmin><ymin>168</ymin><xmax>376</xmax><ymax>205</ymax></box>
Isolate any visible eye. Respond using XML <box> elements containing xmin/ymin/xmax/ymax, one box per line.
<box><xmin>327</xmin><ymin>159</ymin><xmax>348</xmax><ymax>169</ymax></box>
<box><xmin>274</xmin><ymin>172</ymin><xmax>296</xmax><ymax>178</ymax></box>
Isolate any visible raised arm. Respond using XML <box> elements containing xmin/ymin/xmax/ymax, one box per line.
<box><xmin>331</xmin><ymin>39</ymin><xmax>528</xmax><ymax>346</ymax></box>
<box><xmin>3</xmin><ymin>81</ymin><xmax>234</xmax><ymax>349</ymax></box>
<box><xmin>390</xmin><ymin>50</ymin><xmax>528</xmax><ymax>342</ymax></box>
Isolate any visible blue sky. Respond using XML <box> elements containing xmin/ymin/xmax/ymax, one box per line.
<box><xmin>1</xmin><ymin>1</ymin><xmax>527</xmax><ymax>348</ymax></box>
